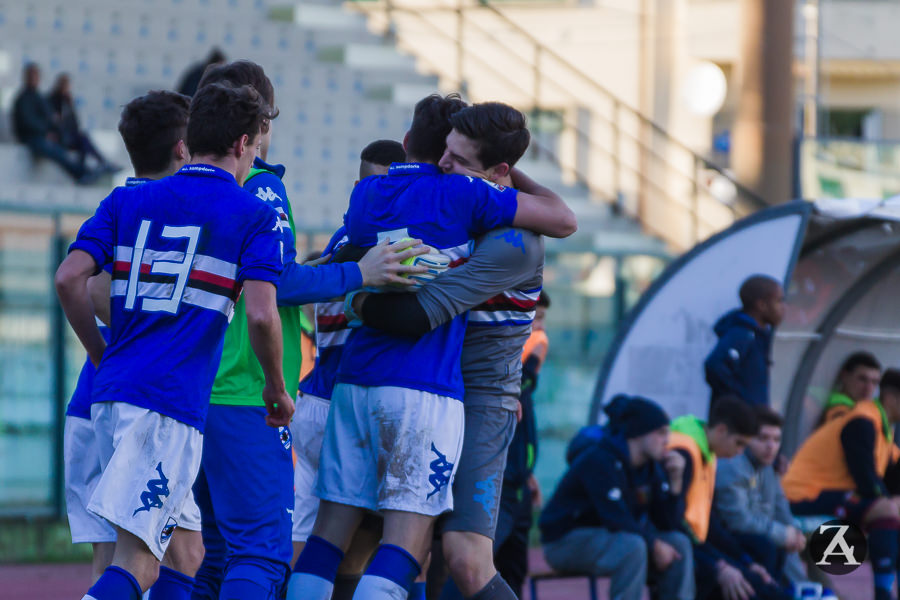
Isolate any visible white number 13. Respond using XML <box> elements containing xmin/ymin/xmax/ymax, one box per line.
<box><xmin>124</xmin><ymin>220</ymin><xmax>201</xmax><ymax>314</ymax></box>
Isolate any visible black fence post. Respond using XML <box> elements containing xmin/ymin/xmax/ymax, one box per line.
<box><xmin>50</xmin><ymin>212</ymin><xmax>67</xmax><ymax>519</ymax></box>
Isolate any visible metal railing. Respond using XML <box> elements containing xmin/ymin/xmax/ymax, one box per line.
<box><xmin>349</xmin><ymin>0</ymin><xmax>766</xmax><ymax>249</ymax></box>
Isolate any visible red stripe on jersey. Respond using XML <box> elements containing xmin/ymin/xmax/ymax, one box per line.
<box><xmin>318</xmin><ymin>314</ymin><xmax>348</xmax><ymax>327</ymax></box>
<box><xmin>482</xmin><ymin>294</ymin><xmax>537</xmax><ymax>310</ymax></box>
<box><xmin>189</xmin><ymin>269</ymin><xmax>236</xmax><ymax>290</ymax></box>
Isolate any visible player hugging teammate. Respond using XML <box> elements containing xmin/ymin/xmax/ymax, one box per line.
<box><xmin>58</xmin><ymin>59</ymin><xmax>576</xmax><ymax>600</ymax></box>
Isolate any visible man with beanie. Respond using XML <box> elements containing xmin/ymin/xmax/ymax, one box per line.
<box><xmin>539</xmin><ymin>396</ymin><xmax>695</xmax><ymax>600</ymax></box>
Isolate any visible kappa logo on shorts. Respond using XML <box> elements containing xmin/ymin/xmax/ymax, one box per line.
<box><xmin>427</xmin><ymin>443</ymin><xmax>454</xmax><ymax>499</ymax></box>
<box><xmin>493</xmin><ymin>230</ymin><xmax>525</xmax><ymax>254</ymax></box>
<box><xmin>133</xmin><ymin>462</ymin><xmax>171</xmax><ymax>516</ymax></box>
<box><xmin>278</xmin><ymin>426</ymin><xmax>292</xmax><ymax>450</ymax></box>
<box><xmin>473</xmin><ymin>477</ymin><xmax>497</xmax><ymax>517</ymax></box>
<box><xmin>160</xmin><ymin>517</ymin><xmax>177</xmax><ymax>544</ymax></box>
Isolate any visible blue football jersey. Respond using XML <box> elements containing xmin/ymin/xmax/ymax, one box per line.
<box><xmin>299</xmin><ymin>227</ymin><xmax>350</xmax><ymax>401</ymax></box>
<box><xmin>69</xmin><ymin>164</ymin><xmax>283</xmax><ymax>430</ymax></box>
<box><xmin>336</xmin><ymin>162</ymin><xmax>518</xmax><ymax>399</ymax></box>
<box><xmin>66</xmin><ymin>176</ymin><xmax>150</xmax><ymax>420</ymax></box>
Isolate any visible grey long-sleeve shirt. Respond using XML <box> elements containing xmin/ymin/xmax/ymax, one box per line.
<box><xmin>714</xmin><ymin>449</ymin><xmax>795</xmax><ymax>546</ymax></box>
<box><xmin>418</xmin><ymin>227</ymin><xmax>544</xmax><ymax>410</ymax></box>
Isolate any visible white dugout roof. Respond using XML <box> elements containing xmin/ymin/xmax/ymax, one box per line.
<box><xmin>593</xmin><ymin>198</ymin><xmax>900</xmax><ymax>454</ymax></box>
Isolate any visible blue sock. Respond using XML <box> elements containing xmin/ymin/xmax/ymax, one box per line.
<box><xmin>85</xmin><ymin>565</ymin><xmax>142</xmax><ymax>600</ymax></box>
<box><xmin>287</xmin><ymin>535</ymin><xmax>345</xmax><ymax>600</ymax></box>
<box><xmin>148</xmin><ymin>566</ymin><xmax>194</xmax><ymax>600</ymax></box>
<box><xmin>869</xmin><ymin>528</ymin><xmax>898</xmax><ymax>600</ymax></box>
<box><xmin>409</xmin><ymin>581</ymin><xmax>427</xmax><ymax>600</ymax></box>
<box><xmin>220</xmin><ymin>557</ymin><xmax>289</xmax><ymax>600</ymax></box>
<box><xmin>354</xmin><ymin>544</ymin><xmax>420</xmax><ymax>599</ymax></box>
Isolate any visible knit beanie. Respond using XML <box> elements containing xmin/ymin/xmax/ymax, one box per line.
<box><xmin>618</xmin><ymin>395</ymin><xmax>670</xmax><ymax>439</ymax></box>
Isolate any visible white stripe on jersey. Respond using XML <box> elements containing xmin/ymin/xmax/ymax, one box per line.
<box><xmin>468</xmin><ymin>287</ymin><xmax>541</xmax><ymax>326</ymax></box>
<box><xmin>318</xmin><ymin>327</ymin><xmax>351</xmax><ymax>349</ymax></box>
<box><xmin>182</xmin><ymin>287</ymin><xmax>235</xmax><ymax>318</ymax></box>
<box><xmin>314</xmin><ymin>300</ymin><xmax>349</xmax><ymax>350</ymax></box>
<box><xmin>467</xmin><ymin>309</ymin><xmax>536</xmax><ymax>325</ymax></box>
<box><xmin>111</xmin><ymin>280</ymin><xmax>175</xmax><ymax>299</ymax></box>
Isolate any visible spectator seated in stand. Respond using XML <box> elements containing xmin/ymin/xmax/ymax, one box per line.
<box><xmin>48</xmin><ymin>73</ymin><xmax>121</xmax><ymax>176</ymax></box>
<box><xmin>12</xmin><ymin>63</ymin><xmax>98</xmax><ymax>184</ymax></box>
<box><xmin>714</xmin><ymin>406</ymin><xmax>808</xmax><ymax>587</ymax></box>
<box><xmin>539</xmin><ymin>395</ymin><xmax>695</xmax><ymax>600</ymax></box>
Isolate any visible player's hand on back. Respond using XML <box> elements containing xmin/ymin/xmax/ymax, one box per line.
<box><xmin>263</xmin><ymin>382</ymin><xmax>295</xmax><ymax>427</ymax></box>
<box><xmin>357</xmin><ymin>237</ymin><xmax>430</xmax><ymax>288</ymax></box>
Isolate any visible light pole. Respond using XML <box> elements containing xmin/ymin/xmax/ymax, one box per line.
<box><xmin>802</xmin><ymin>0</ymin><xmax>821</xmax><ymax>138</ymax></box>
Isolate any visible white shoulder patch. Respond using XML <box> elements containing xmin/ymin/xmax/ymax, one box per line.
<box><xmin>608</xmin><ymin>488</ymin><xmax>622</xmax><ymax>501</ymax></box>
<box><xmin>728</xmin><ymin>348</ymin><xmax>740</xmax><ymax>361</ymax></box>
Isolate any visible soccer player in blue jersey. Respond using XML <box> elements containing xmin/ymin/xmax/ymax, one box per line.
<box><xmin>64</xmin><ymin>90</ymin><xmax>194</xmax><ymax>587</ymax></box>
<box><xmin>290</xmin><ymin>93</ymin><xmax>575</xmax><ymax>600</ymax></box>
<box><xmin>287</xmin><ymin>139</ymin><xmax>408</xmax><ymax>600</ymax></box>
<box><xmin>186</xmin><ymin>63</ymin><xmax>427</xmax><ymax>600</ymax></box>
<box><xmin>56</xmin><ymin>82</ymin><xmax>290</xmax><ymax>600</ymax></box>
<box><xmin>347</xmin><ymin>102</ymin><xmax>544</xmax><ymax>600</ymax></box>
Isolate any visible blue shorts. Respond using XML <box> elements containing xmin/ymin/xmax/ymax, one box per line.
<box><xmin>193</xmin><ymin>405</ymin><xmax>294</xmax><ymax>576</ymax></box>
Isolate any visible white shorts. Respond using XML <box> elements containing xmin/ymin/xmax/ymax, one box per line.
<box><xmin>88</xmin><ymin>402</ymin><xmax>203</xmax><ymax>560</ymax></box>
<box><xmin>290</xmin><ymin>392</ymin><xmax>331</xmax><ymax>542</ymax></box>
<box><xmin>315</xmin><ymin>384</ymin><xmax>464</xmax><ymax>516</ymax></box>
<box><xmin>64</xmin><ymin>415</ymin><xmax>117</xmax><ymax>544</ymax></box>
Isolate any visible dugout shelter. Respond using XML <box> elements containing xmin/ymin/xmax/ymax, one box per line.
<box><xmin>593</xmin><ymin>198</ymin><xmax>900</xmax><ymax>454</ymax></box>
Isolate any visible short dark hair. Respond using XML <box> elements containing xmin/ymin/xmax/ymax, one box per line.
<box><xmin>839</xmin><ymin>351</ymin><xmax>882</xmax><ymax>376</ymax></box>
<box><xmin>881</xmin><ymin>369</ymin><xmax>900</xmax><ymax>396</ymax></box>
<box><xmin>406</xmin><ymin>93</ymin><xmax>467</xmax><ymax>164</ymax></box>
<box><xmin>448</xmin><ymin>102</ymin><xmax>530</xmax><ymax>168</ymax></box>
<box><xmin>359</xmin><ymin>139</ymin><xmax>406</xmax><ymax>178</ymax></box>
<box><xmin>118</xmin><ymin>90</ymin><xmax>190</xmax><ymax>175</ymax></box>
<box><xmin>187</xmin><ymin>82</ymin><xmax>276</xmax><ymax>157</ymax></box>
<box><xmin>709</xmin><ymin>395</ymin><xmax>759</xmax><ymax>436</ymax></box>
<box><xmin>739</xmin><ymin>275</ymin><xmax>781</xmax><ymax>311</ymax></box>
<box><xmin>537</xmin><ymin>291</ymin><xmax>551</xmax><ymax>308</ymax></box>
<box><xmin>754</xmin><ymin>405</ymin><xmax>784</xmax><ymax>429</ymax></box>
<box><xmin>197</xmin><ymin>60</ymin><xmax>279</xmax><ymax>123</ymax></box>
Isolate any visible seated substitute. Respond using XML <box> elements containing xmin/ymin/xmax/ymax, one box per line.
<box><xmin>817</xmin><ymin>351</ymin><xmax>881</xmax><ymax>426</ymax></box>
<box><xmin>714</xmin><ymin>406</ymin><xmax>807</xmax><ymax>586</ymax></box>
<box><xmin>669</xmin><ymin>396</ymin><xmax>791</xmax><ymax>600</ymax></box>
<box><xmin>539</xmin><ymin>396</ymin><xmax>695</xmax><ymax>600</ymax></box>
<box><xmin>784</xmin><ymin>369</ymin><xmax>900</xmax><ymax>600</ymax></box>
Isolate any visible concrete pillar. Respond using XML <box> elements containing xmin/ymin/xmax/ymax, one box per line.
<box><xmin>732</xmin><ymin>0</ymin><xmax>795</xmax><ymax>205</ymax></box>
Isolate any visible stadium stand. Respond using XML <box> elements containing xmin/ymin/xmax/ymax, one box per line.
<box><xmin>0</xmin><ymin>0</ymin><xmax>661</xmax><ymax>517</ymax></box>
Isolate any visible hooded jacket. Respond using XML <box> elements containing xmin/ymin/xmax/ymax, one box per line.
<box><xmin>539</xmin><ymin>433</ymin><xmax>683</xmax><ymax>548</ymax></box>
<box><xmin>704</xmin><ymin>309</ymin><xmax>773</xmax><ymax>406</ymax></box>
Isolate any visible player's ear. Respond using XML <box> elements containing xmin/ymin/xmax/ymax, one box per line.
<box><xmin>486</xmin><ymin>162</ymin><xmax>510</xmax><ymax>181</ymax></box>
<box><xmin>402</xmin><ymin>132</ymin><xmax>410</xmax><ymax>153</ymax></box>
<box><xmin>234</xmin><ymin>134</ymin><xmax>249</xmax><ymax>158</ymax></box>
<box><xmin>174</xmin><ymin>139</ymin><xmax>189</xmax><ymax>162</ymax></box>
